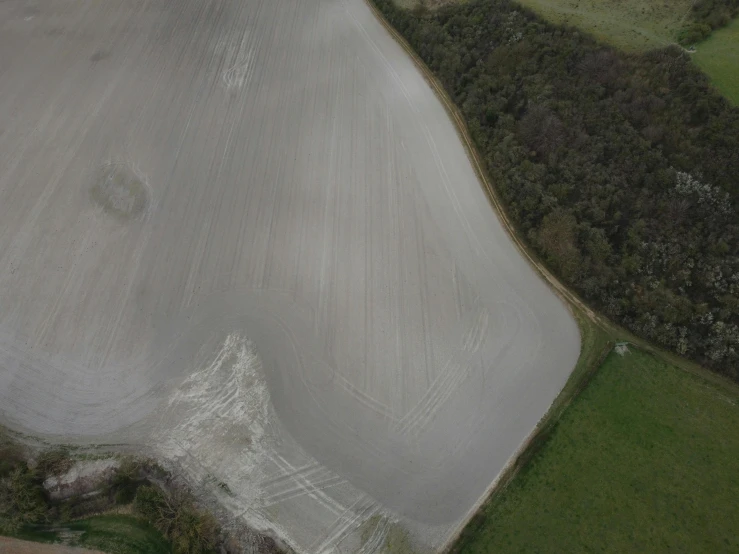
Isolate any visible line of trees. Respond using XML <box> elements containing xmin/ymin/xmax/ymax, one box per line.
<box><xmin>372</xmin><ymin>0</ymin><xmax>739</xmax><ymax>379</ymax></box>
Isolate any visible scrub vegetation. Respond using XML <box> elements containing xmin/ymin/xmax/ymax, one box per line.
<box><xmin>451</xmin><ymin>349</ymin><xmax>739</xmax><ymax>553</ymax></box>
<box><xmin>373</xmin><ymin>0</ymin><xmax>739</xmax><ymax>381</ymax></box>
<box><xmin>0</xmin><ymin>439</ymin><xmax>225</xmax><ymax>554</ymax></box>
<box><xmin>505</xmin><ymin>0</ymin><xmax>739</xmax><ymax>103</ymax></box>
<box><xmin>14</xmin><ymin>515</ymin><xmax>171</xmax><ymax>554</ymax></box>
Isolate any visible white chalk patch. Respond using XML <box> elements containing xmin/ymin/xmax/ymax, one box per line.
<box><xmin>154</xmin><ymin>334</ymin><xmax>271</xmax><ymax>509</ymax></box>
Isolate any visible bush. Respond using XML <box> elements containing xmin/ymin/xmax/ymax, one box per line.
<box><xmin>0</xmin><ymin>442</ymin><xmax>25</xmax><ymax>479</ymax></box>
<box><xmin>0</xmin><ymin>463</ymin><xmax>48</xmax><ymax>532</ymax></box>
<box><xmin>692</xmin><ymin>0</ymin><xmax>739</xmax><ymax>27</ymax></box>
<box><xmin>110</xmin><ymin>457</ymin><xmax>145</xmax><ymax>505</ymax></box>
<box><xmin>134</xmin><ymin>485</ymin><xmax>220</xmax><ymax>554</ymax></box>
<box><xmin>678</xmin><ymin>22</ymin><xmax>713</xmax><ymax>45</ymax></box>
<box><xmin>682</xmin><ymin>0</ymin><xmax>739</xmax><ymax>42</ymax></box>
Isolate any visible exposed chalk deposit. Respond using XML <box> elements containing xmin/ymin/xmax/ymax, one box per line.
<box><xmin>0</xmin><ymin>0</ymin><xmax>580</xmax><ymax>551</ymax></box>
<box><xmin>44</xmin><ymin>459</ymin><xmax>120</xmax><ymax>501</ymax></box>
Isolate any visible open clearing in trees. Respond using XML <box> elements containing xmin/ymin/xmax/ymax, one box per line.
<box><xmin>693</xmin><ymin>17</ymin><xmax>739</xmax><ymax>105</ymax></box>
<box><xmin>0</xmin><ymin>0</ymin><xmax>579</xmax><ymax>551</ymax></box>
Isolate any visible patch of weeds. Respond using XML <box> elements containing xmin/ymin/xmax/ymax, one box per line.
<box><xmin>384</xmin><ymin>523</ymin><xmax>420</xmax><ymax>554</ymax></box>
<box><xmin>134</xmin><ymin>484</ymin><xmax>221</xmax><ymax>553</ymax></box>
<box><xmin>359</xmin><ymin>514</ymin><xmax>383</xmax><ymax>545</ymax></box>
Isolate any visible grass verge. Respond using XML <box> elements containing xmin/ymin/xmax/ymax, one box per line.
<box><xmin>451</xmin><ymin>348</ymin><xmax>739</xmax><ymax>553</ymax></box>
<box><xmin>505</xmin><ymin>0</ymin><xmax>739</xmax><ymax>104</ymax></box>
<box><xmin>15</xmin><ymin>515</ymin><xmax>171</xmax><ymax>554</ymax></box>
<box><xmin>365</xmin><ymin>0</ymin><xmax>739</xmax><ymax>550</ymax></box>
<box><xmin>439</xmin><ymin>309</ymin><xmax>615</xmax><ymax>550</ymax></box>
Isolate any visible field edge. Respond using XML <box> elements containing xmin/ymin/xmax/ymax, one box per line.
<box><xmin>360</xmin><ymin>0</ymin><xmax>739</xmax><ymax>551</ymax></box>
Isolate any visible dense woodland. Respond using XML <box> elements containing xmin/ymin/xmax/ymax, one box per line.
<box><xmin>372</xmin><ymin>0</ymin><xmax>739</xmax><ymax>379</ymax></box>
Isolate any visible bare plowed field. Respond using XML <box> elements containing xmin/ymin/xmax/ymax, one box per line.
<box><xmin>0</xmin><ymin>0</ymin><xmax>579</xmax><ymax>550</ymax></box>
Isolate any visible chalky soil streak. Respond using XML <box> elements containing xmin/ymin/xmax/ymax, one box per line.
<box><xmin>0</xmin><ymin>0</ymin><xmax>579</xmax><ymax>551</ymax></box>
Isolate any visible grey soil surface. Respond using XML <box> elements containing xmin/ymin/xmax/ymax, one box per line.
<box><xmin>0</xmin><ymin>0</ymin><xmax>580</xmax><ymax>551</ymax></box>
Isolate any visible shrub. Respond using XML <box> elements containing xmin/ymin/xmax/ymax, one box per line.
<box><xmin>134</xmin><ymin>485</ymin><xmax>221</xmax><ymax>553</ymax></box>
<box><xmin>0</xmin><ymin>464</ymin><xmax>48</xmax><ymax>532</ymax></box>
<box><xmin>678</xmin><ymin>22</ymin><xmax>712</xmax><ymax>45</ymax></box>
<box><xmin>35</xmin><ymin>448</ymin><xmax>73</xmax><ymax>479</ymax></box>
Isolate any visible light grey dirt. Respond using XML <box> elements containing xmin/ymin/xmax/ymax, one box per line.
<box><xmin>0</xmin><ymin>0</ymin><xmax>580</xmax><ymax>551</ymax></box>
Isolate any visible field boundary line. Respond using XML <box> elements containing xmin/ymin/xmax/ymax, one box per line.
<box><xmin>355</xmin><ymin>2</ymin><xmax>624</xmax><ymax>552</ymax></box>
<box><xmin>443</xmin><ymin>339</ymin><xmax>615</xmax><ymax>553</ymax></box>
<box><xmin>360</xmin><ymin>0</ymin><xmax>604</xmax><ymax>330</ymax></box>
<box><xmin>361</xmin><ymin>2</ymin><xmax>739</xmax><ymax>551</ymax></box>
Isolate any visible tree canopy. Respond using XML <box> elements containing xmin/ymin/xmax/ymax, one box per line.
<box><xmin>373</xmin><ymin>0</ymin><xmax>739</xmax><ymax>379</ymax></box>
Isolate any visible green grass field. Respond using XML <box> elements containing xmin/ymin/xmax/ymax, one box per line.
<box><xmin>453</xmin><ymin>348</ymin><xmax>739</xmax><ymax>553</ymax></box>
<box><xmin>15</xmin><ymin>515</ymin><xmax>171</xmax><ymax>554</ymax></box>
<box><xmin>514</xmin><ymin>0</ymin><xmax>692</xmax><ymax>51</ymax></box>
<box><xmin>693</xmin><ymin>18</ymin><xmax>739</xmax><ymax>104</ymax></box>
<box><xmin>511</xmin><ymin>0</ymin><xmax>739</xmax><ymax>103</ymax></box>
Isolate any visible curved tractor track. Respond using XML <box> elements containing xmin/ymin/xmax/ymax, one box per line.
<box><xmin>0</xmin><ymin>0</ymin><xmax>579</xmax><ymax>551</ymax></box>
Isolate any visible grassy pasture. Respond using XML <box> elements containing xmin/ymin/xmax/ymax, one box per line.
<box><xmin>693</xmin><ymin>17</ymin><xmax>739</xmax><ymax>104</ymax></box>
<box><xmin>515</xmin><ymin>0</ymin><xmax>739</xmax><ymax>103</ymax></box>
<box><xmin>452</xmin><ymin>348</ymin><xmax>739</xmax><ymax>553</ymax></box>
<box><xmin>15</xmin><ymin>515</ymin><xmax>171</xmax><ymax>554</ymax></box>
<box><xmin>513</xmin><ymin>0</ymin><xmax>693</xmax><ymax>50</ymax></box>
